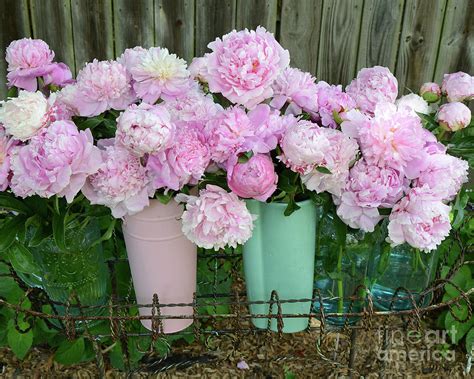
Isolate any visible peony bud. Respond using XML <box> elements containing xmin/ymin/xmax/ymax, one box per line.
<box><xmin>420</xmin><ymin>82</ymin><xmax>441</xmax><ymax>103</ymax></box>
<box><xmin>227</xmin><ymin>153</ymin><xmax>277</xmax><ymax>202</ymax></box>
<box><xmin>437</xmin><ymin>102</ymin><xmax>471</xmax><ymax>132</ymax></box>
<box><xmin>441</xmin><ymin>72</ymin><xmax>474</xmax><ymax>103</ymax></box>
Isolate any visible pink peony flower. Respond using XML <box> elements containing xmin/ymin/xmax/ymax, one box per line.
<box><xmin>82</xmin><ymin>143</ymin><xmax>152</xmax><ymax>218</ymax></box>
<box><xmin>204</xmin><ymin>106</ymin><xmax>253</xmax><ymax>164</ymax></box>
<box><xmin>48</xmin><ymin>93</ymin><xmax>75</xmax><ymax>123</ymax></box>
<box><xmin>388</xmin><ymin>187</ymin><xmax>451</xmax><ymax>251</ymax></box>
<box><xmin>176</xmin><ymin>185</ymin><xmax>255</xmax><ymax>250</ymax></box>
<box><xmin>147</xmin><ymin>125</ymin><xmax>211</xmax><ymax>191</ymax></box>
<box><xmin>42</xmin><ymin>62</ymin><xmax>74</xmax><ymax>88</ymax></box>
<box><xmin>270</xmin><ymin>67</ymin><xmax>318</xmax><ymax>114</ymax></box>
<box><xmin>116</xmin><ymin>103</ymin><xmax>175</xmax><ymax>157</ymax></box>
<box><xmin>414</xmin><ymin>153</ymin><xmax>468</xmax><ymax>201</ymax></box>
<box><xmin>164</xmin><ymin>88</ymin><xmax>223</xmax><ymax>127</ymax></box>
<box><xmin>420</xmin><ymin>82</ymin><xmax>441</xmax><ymax>103</ymax></box>
<box><xmin>227</xmin><ymin>154</ymin><xmax>277</xmax><ymax>201</ymax></box>
<box><xmin>402</xmin><ymin>129</ymin><xmax>447</xmax><ymax>180</ymax></box>
<box><xmin>437</xmin><ymin>102</ymin><xmax>471</xmax><ymax>131</ymax></box>
<box><xmin>188</xmin><ymin>56</ymin><xmax>208</xmax><ymax>81</ymax></box>
<box><xmin>61</xmin><ymin>59</ymin><xmax>135</xmax><ymax>117</ymax></box>
<box><xmin>314</xmin><ymin>81</ymin><xmax>356</xmax><ymax>128</ymax></box>
<box><xmin>336</xmin><ymin>191</ymin><xmax>383</xmax><ymax>232</ymax></box>
<box><xmin>302</xmin><ymin>129</ymin><xmax>359</xmax><ymax>196</ymax></box>
<box><xmin>346</xmin><ymin>66</ymin><xmax>398</xmax><ymax>115</ymax></box>
<box><xmin>10</xmin><ymin>121</ymin><xmax>101</xmax><ymax>202</ymax></box>
<box><xmin>396</xmin><ymin>93</ymin><xmax>432</xmax><ymax>116</ymax></box>
<box><xmin>245</xmin><ymin>104</ymin><xmax>296</xmax><ymax>154</ymax></box>
<box><xmin>340</xmin><ymin>108</ymin><xmax>371</xmax><ymax>139</ymax></box>
<box><xmin>0</xmin><ymin>126</ymin><xmax>18</xmax><ymax>191</ymax></box>
<box><xmin>356</xmin><ymin>102</ymin><xmax>427</xmax><ymax>172</ymax></box>
<box><xmin>279</xmin><ymin>120</ymin><xmax>331</xmax><ymax>174</ymax></box>
<box><xmin>6</xmin><ymin>38</ymin><xmax>54</xmax><ymax>71</ymax></box>
<box><xmin>0</xmin><ymin>90</ymin><xmax>50</xmax><ymax>141</ymax></box>
<box><xmin>344</xmin><ymin>160</ymin><xmax>408</xmax><ymax>208</ymax></box>
<box><xmin>441</xmin><ymin>72</ymin><xmax>474</xmax><ymax>102</ymax></box>
<box><xmin>117</xmin><ymin>46</ymin><xmax>147</xmax><ymax>72</ymax></box>
<box><xmin>129</xmin><ymin>47</ymin><xmax>193</xmax><ymax>104</ymax></box>
<box><xmin>5</xmin><ymin>38</ymin><xmax>55</xmax><ymax>91</ymax></box>
<box><xmin>202</xmin><ymin>27</ymin><xmax>290</xmax><ymax>109</ymax></box>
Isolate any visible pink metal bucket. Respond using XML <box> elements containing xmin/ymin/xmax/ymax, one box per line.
<box><xmin>122</xmin><ymin>200</ymin><xmax>197</xmax><ymax>333</ymax></box>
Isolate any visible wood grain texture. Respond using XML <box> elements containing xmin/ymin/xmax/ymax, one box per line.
<box><xmin>357</xmin><ymin>0</ymin><xmax>405</xmax><ymax>72</ymax></box>
<box><xmin>155</xmin><ymin>0</ymin><xmax>195</xmax><ymax>62</ymax></box>
<box><xmin>0</xmin><ymin>0</ymin><xmax>31</xmax><ymax>99</ymax></box>
<box><xmin>30</xmin><ymin>0</ymin><xmax>75</xmax><ymax>73</ymax></box>
<box><xmin>235</xmin><ymin>0</ymin><xmax>278</xmax><ymax>33</ymax></box>
<box><xmin>434</xmin><ymin>0</ymin><xmax>474</xmax><ymax>83</ymax></box>
<box><xmin>113</xmin><ymin>0</ymin><xmax>154</xmax><ymax>55</ymax></box>
<box><xmin>280</xmin><ymin>0</ymin><xmax>323</xmax><ymax>75</ymax></box>
<box><xmin>71</xmin><ymin>0</ymin><xmax>114</xmax><ymax>71</ymax></box>
<box><xmin>395</xmin><ymin>0</ymin><xmax>447</xmax><ymax>94</ymax></box>
<box><xmin>195</xmin><ymin>0</ymin><xmax>236</xmax><ymax>56</ymax></box>
<box><xmin>317</xmin><ymin>0</ymin><xmax>364</xmax><ymax>85</ymax></box>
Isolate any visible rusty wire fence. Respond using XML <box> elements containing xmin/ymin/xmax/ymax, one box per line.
<box><xmin>0</xmin><ymin>232</ymin><xmax>472</xmax><ymax>375</ymax></box>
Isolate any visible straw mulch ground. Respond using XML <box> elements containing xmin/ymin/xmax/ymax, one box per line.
<box><xmin>0</xmin><ymin>317</ymin><xmax>470</xmax><ymax>378</ymax></box>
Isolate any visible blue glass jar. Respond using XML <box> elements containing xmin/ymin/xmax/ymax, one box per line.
<box><xmin>19</xmin><ymin>219</ymin><xmax>109</xmax><ymax>323</ymax></box>
<box><xmin>313</xmin><ymin>212</ymin><xmax>378</xmax><ymax>326</ymax></box>
<box><xmin>369</xmin><ymin>243</ymin><xmax>439</xmax><ymax>311</ymax></box>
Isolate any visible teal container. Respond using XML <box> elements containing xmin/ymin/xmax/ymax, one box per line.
<box><xmin>242</xmin><ymin>199</ymin><xmax>317</xmax><ymax>333</ymax></box>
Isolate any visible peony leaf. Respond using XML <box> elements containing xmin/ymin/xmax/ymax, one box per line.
<box><xmin>316</xmin><ymin>166</ymin><xmax>331</xmax><ymax>174</ymax></box>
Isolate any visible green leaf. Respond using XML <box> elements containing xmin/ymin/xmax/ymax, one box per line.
<box><xmin>451</xmin><ymin>189</ymin><xmax>469</xmax><ymax>230</ymax></box>
<box><xmin>416</xmin><ymin>112</ymin><xmax>438</xmax><ymax>131</ymax></box>
<box><xmin>466</xmin><ymin>327</ymin><xmax>474</xmax><ymax>354</ymax></box>
<box><xmin>333</xmin><ymin>213</ymin><xmax>347</xmax><ymax>247</ymax></box>
<box><xmin>54</xmin><ymin>338</ymin><xmax>85</xmax><ymax>365</ymax></box>
<box><xmin>75</xmin><ymin>116</ymin><xmax>104</xmax><ymax>131</ymax></box>
<box><xmin>0</xmin><ymin>193</ymin><xmax>30</xmax><ymax>214</ymax></box>
<box><xmin>6</xmin><ymin>86</ymin><xmax>18</xmax><ymax>98</ymax></box>
<box><xmin>7</xmin><ymin>323</ymin><xmax>33</xmax><ymax>359</ymax></box>
<box><xmin>445</xmin><ymin>312</ymin><xmax>474</xmax><ymax>344</ymax></box>
<box><xmin>0</xmin><ymin>216</ymin><xmax>25</xmax><ymax>252</ymax></box>
<box><xmin>6</xmin><ymin>242</ymin><xmax>40</xmax><ymax>274</ymax></box>
<box><xmin>109</xmin><ymin>343</ymin><xmax>125</xmax><ymax>370</ymax></box>
<box><xmin>52</xmin><ymin>207</ymin><xmax>67</xmax><ymax>250</ymax></box>
<box><xmin>90</xmin><ymin>219</ymin><xmax>116</xmax><ymax>249</ymax></box>
<box><xmin>445</xmin><ymin>265</ymin><xmax>471</xmax><ymax>298</ymax></box>
<box><xmin>237</xmin><ymin>151</ymin><xmax>254</xmax><ymax>164</ymax></box>
<box><xmin>378</xmin><ymin>207</ymin><xmax>391</xmax><ymax>216</ymax></box>
<box><xmin>316</xmin><ymin>166</ymin><xmax>331</xmax><ymax>174</ymax></box>
<box><xmin>284</xmin><ymin>195</ymin><xmax>301</xmax><ymax>216</ymax></box>
<box><xmin>155</xmin><ymin>191</ymin><xmax>175</xmax><ymax>205</ymax></box>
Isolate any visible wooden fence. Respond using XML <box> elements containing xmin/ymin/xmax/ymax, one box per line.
<box><xmin>0</xmin><ymin>0</ymin><xmax>472</xmax><ymax>99</ymax></box>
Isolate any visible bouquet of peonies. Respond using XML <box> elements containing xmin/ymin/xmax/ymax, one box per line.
<box><xmin>0</xmin><ymin>27</ymin><xmax>472</xmax><ymax>256</ymax></box>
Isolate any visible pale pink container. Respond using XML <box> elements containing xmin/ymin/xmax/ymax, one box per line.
<box><xmin>122</xmin><ymin>200</ymin><xmax>197</xmax><ymax>333</ymax></box>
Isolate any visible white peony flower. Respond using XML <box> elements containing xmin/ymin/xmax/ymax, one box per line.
<box><xmin>0</xmin><ymin>90</ymin><xmax>49</xmax><ymax>141</ymax></box>
<box><xmin>396</xmin><ymin>93</ymin><xmax>432</xmax><ymax>116</ymax></box>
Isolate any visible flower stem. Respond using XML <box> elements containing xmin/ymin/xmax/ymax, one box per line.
<box><xmin>337</xmin><ymin>245</ymin><xmax>344</xmax><ymax>315</ymax></box>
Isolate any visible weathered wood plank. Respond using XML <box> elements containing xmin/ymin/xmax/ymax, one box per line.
<box><xmin>113</xmin><ymin>0</ymin><xmax>154</xmax><ymax>55</ymax></box>
<box><xmin>280</xmin><ymin>0</ymin><xmax>323</xmax><ymax>75</ymax></box>
<box><xmin>235</xmin><ymin>0</ymin><xmax>278</xmax><ymax>33</ymax></box>
<box><xmin>357</xmin><ymin>0</ymin><xmax>405</xmax><ymax>73</ymax></box>
<box><xmin>317</xmin><ymin>0</ymin><xmax>364</xmax><ymax>85</ymax></box>
<box><xmin>155</xmin><ymin>0</ymin><xmax>195</xmax><ymax>62</ymax></box>
<box><xmin>434</xmin><ymin>0</ymin><xmax>473</xmax><ymax>83</ymax></box>
<box><xmin>0</xmin><ymin>0</ymin><xmax>31</xmax><ymax>99</ymax></box>
<box><xmin>30</xmin><ymin>0</ymin><xmax>74</xmax><ymax>73</ymax></box>
<box><xmin>71</xmin><ymin>0</ymin><xmax>114</xmax><ymax>71</ymax></box>
<box><xmin>195</xmin><ymin>0</ymin><xmax>236</xmax><ymax>56</ymax></box>
<box><xmin>395</xmin><ymin>0</ymin><xmax>447</xmax><ymax>94</ymax></box>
